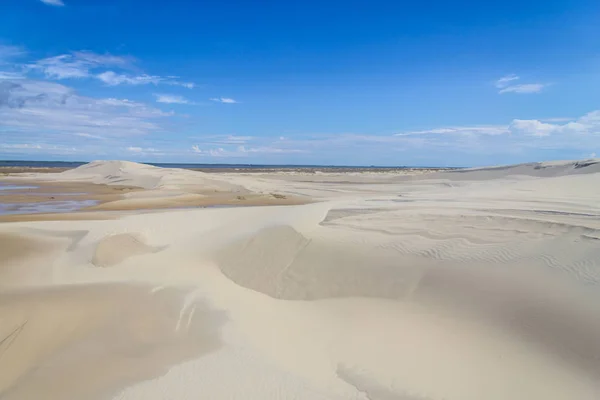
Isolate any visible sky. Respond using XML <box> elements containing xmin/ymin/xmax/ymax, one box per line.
<box><xmin>1</xmin><ymin>0</ymin><xmax>599</xmax><ymax>166</ymax></box>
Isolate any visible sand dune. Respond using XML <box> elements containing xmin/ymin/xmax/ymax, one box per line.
<box><xmin>35</xmin><ymin>160</ymin><xmax>246</xmax><ymax>192</ymax></box>
<box><xmin>1</xmin><ymin>160</ymin><xmax>600</xmax><ymax>399</ymax></box>
<box><xmin>432</xmin><ymin>158</ymin><xmax>600</xmax><ymax>180</ymax></box>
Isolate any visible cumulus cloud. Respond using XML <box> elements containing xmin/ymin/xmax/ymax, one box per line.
<box><xmin>40</xmin><ymin>0</ymin><xmax>65</xmax><ymax>6</ymax></box>
<box><xmin>509</xmin><ymin>119</ymin><xmax>559</xmax><ymax>137</ymax></box>
<box><xmin>209</xmin><ymin>97</ymin><xmax>237</xmax><ymax>104</ymax></box>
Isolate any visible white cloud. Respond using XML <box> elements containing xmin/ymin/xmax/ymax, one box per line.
<box><xmin>0</xmin><ymin>143</ymin><xmax>42</xmax><ymax>149</ymax></box>
<box><xmin>0</xmin><ymin>71</ymin><xmax>25</xmax><ymax>80</ymax></box>
<box><xmin>196</xmin><ymin>135</ymin><xmax>253</xmax><ymax>145</ymax></box>
<box><xmin>29</xmin><ymin>52</ymin><xmax>132</xmax><ymax>79</ymax></box>
<box><xmin>237</xmin><ymin>145</ymin><xmax>304</xmax><ymax>154</ymax></box>
<box><xmin>95</xmin><ymin>72</ymin><xmax>194</xmax><ymax>88</ymax></box>
<box><xmin>499</xmin><ymin>83</ymin><xmax>546</xmax><ymax>94</ymax></box>
<box><xmin>32</xmin><ymin>55</ymin><xmax>90</xmax><ymax>79</ymax></box>
<box><xmin>396</xmin><ymin>126</ymin><xmax>509</xmax><ymax>136</ymax></box>
<box><xmin>154</xmin><ymin>94</ymin><xmax>189</xmax><ymax>104</ymax></box>
<box><xmin>0</xmin><ymin>142</ymin><xmax>78</xmax><ymax>154</ymax></box>
<box><xmin>98</xmin><ymin>98</ymin><xmax>141</xmax><ymax>107</ymax></box>
<box><xmin>509</xmin><ymin>119</ymin><xmax>557</xmax><ymax>137</ymax></box>
<box><xmin>0</xmin><ymin>45</ymin><xmax>27</xmax><ymax>62</ymax></box>
<box><xmin>73</xmin><ymin>132</ymin><xmax>103</xmax><ymax>139</ymax></box>
<box><xmin>126</xmin><ymin>146</ymin><xmax>157</xmax><ymax>153</ymax></box>
<box><xmin>395</xmin><ymin>112</ymin><xmax>597</xmax><ymax>140</ymax></box>
<box><xmin>495</xmin><ymin>74</ymin><xmax>547</xmax><ymax>94</ymax></box>
<box><xmin>190</xmin><ymin>142</ymin><xmax>304</xmax><ymax>158</ymax></box>
<box><xmin>210</xmin><ymin>97</ymin><xmax>237</xmax><ymax>104</ymax></box>
<box><xmin>96</xmin><ymin>71</ymin><xmax>163</xmax><ymax>86</ymax></box>
<box><xmin>40</xmin><ymin>0</ymin><xmax>65</xmax><ymax>6</ymax></box>
<box><xmin>167</xmin><ymin>80</ymin><xmax>195</xmax><ymax>89</ymax></box>
<box><xmin>495</xmin><ymin>74</ymin><xmax>519</xmax><ymax>88</ymax></box>
<box><xmin>0</xmin><ymin>78</ymin><xmax>171</xmax><ymax>137</ymax></box>
<box><xmin>541</xmin><ymin>117</ymin><xmax>575</xmax><ymax>123</ymax></box>
<box><xmin>24</xmin><ymin>51</ymin><xmax>194</xmax><ymax>88</ymax></box>
<box><xmin>191</xmin><ymin>145</ymin><xmax>228</xmax><ymax>157</ymax></box>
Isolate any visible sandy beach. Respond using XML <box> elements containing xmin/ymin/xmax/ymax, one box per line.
<box><xmin>1</xmin><ymin>159</ymin><xmax>600</xmax><ymax>400</ymax></box>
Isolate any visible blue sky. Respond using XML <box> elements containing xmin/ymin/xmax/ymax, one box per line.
<box><xmin>1</xmin><ymin>0</ymin><xmax>599</xmax><ymax>166</ymax></box>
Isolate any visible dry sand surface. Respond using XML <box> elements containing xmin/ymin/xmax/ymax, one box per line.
<box><xmin>1</xmin><ymin>159</ymin><xmax>600</xmax><ymax>399</ymax></box>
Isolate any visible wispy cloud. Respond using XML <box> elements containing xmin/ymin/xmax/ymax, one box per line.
<box><xmin>97</xmin><ymin>71</ymin><xmax>162</xmax><ymax>86</ymax></box>
<box><xmin>495</xmin><ymin>74</ymin><xmax>519</xmax><ymax>88</ymax></box>
<box><xmin>495</xmin><ymin>74</ymin><xmax>547</xmax><ymax>94</ymax></box>
<box><xmin>29</xmin><ymin>51</ymin><xmax>132</xmax><ymax>79</ymax></box>
<box><xmin>154</xmin><ymin>94</ymin><xmax>190</xmax><ymax>104</ymax></box>
<box><xmin>396</xmin><ymin>126</ymin><xmax>508</xmax><ymax>136</ymax></box>
<box><xmin>0</xmin><ymin>142</ymin><xmax>78</xmax><ymax>154</ymax></box>
<box><xmin>24</xmin><ymin>51</ymin><xmax>194</xmax><ymax>88</ymax></box>
<box><xmin>210</xmin><ymin>97</ymin><xmax>237</xmax><ymax>104</ymax></box>
<box><xmin>96</xmin><ymin>71</ymin><xmax>194</xmax><ymax>88</ymax></box>
<box><xmin>0</xmin><ymin>71</ymin><xmax>25</xmax><ymax>80</ymax></box>
<box><xmin>499</xmin><ymin>83</ymin><xmax>546</xmax><ymax>94</ymax></box>
<box><xmin>191</xmin><ymin>145</ymin><xmax>229</xmax><ymax>157</ymax></box>
<box><xmin>237</xmin><ymin>145</ymin><xmax>304</xmax><ymax>154</ymax></box>
<box><xmin>190</xmin><ymin>142</ymin><xmax>303</xmax><ymax>158</ymax></box>
<box><xmin>0</xmin><ymin>45</ymin><xmax>27</xmax><ymax>63</ymax></box>
<box><xmin>192</xmin><ymin>135</ymin><xmax>254</xmax><ymax>145</ymax></box>
<box><xmin>40</xmin><ymin>0</ymin><xmax>65</xmax><ymax>6</ymax></box>
<box><xmin>0</xmin><ymin>78</ymin><xmax>171</xmax><ymax>137</ymax></box>
<box><xmin>73</xmin><ymin>132</ymin><xmax>103</xmax><ymax>139</ymax></box>
<box><xmin>126</xmin><ymin>146</ymin><xmax>158</xmax><ymax>153</ymax></box>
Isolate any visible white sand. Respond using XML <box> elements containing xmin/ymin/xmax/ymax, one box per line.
<box><xmin>1</xmin><ymin>159</ymin><xmax>600</xmax><ymax>399</ymax></box>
